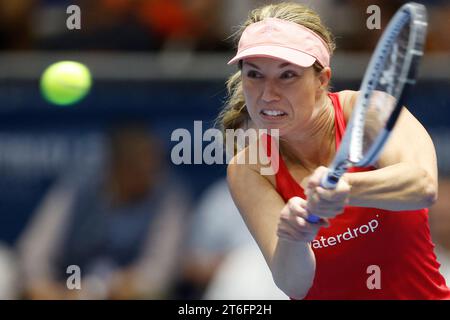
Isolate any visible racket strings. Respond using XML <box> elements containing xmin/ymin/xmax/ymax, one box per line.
<box><xmin>362</xmin><ymin>19</ymin><xmax>412</xmax><ymax>156</ymax></box>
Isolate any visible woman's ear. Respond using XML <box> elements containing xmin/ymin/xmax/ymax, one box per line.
<box><xmin>318</xmin><ymin>67</ymin><xmax>331</xmax><ymax>90</ymax></box>
<box><xmin>315</xmin><ymin>67</ymin><xmax>331</xmax><ymax>100</ymax></box>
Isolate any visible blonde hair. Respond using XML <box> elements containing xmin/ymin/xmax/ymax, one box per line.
<box><xmin>217</xmin><ymin>2</ymin><xmax>336</xmax><ymax>132</ymax></box>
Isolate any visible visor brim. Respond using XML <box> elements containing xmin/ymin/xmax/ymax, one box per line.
<box><xmin>228</xmin><ymin>45</ymin><xmax>317</xmax><ymax>68</ymax></box>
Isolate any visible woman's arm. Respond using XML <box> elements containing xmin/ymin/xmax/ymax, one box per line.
<box><xmin>227</xmin><ymin>149</ymin><xmax>324</xmax><ymax>299</ymax></box>
<box><xmin>308</xmin><ymin>91</ymin><xmax>438</xmax><ymax>213</ymax></box>
<box><xmin>344</xmin><ymin>107</ymin><xmax>438</xmax><ymax>210</ymax></box>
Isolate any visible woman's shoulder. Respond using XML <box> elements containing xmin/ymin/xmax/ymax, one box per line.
<box><xmin>227</xmin><ymin>139</ymin><xmax>276</xmax><ymax>191</ymax></box>
<box><xmin>227</xmin><ymin>145</ymin><xmax>267</xmax><ymax>177</ymax></box>
<box><xmin>335</xmin><ymin>90</ymin><xmax>359</xmax><ymax>123</ymax></box>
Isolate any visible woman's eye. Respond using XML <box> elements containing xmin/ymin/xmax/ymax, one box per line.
<box><xmin>281</xmin><ymin>71</ymin><xmax>297</xmax><ymax>79</ymax></box>
<box><xmin>247</xmin><ymin>70</ymin><xmax>262</xmax><ymax>78</ymax></box>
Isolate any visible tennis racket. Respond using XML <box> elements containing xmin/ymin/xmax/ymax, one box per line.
<box><xmin>307</xmin><ymin>2</ymin><xmax>428</xmax><ymax>223</ymax></box>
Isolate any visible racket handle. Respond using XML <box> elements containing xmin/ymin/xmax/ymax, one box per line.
<box><xmin>306</xmin><ymin>171</ymin><xmax>340</xmax><ymax>224</ymax></box>
<box><xmin>306</xmin><ymin>214</ymin><xmax>320</xmax><ymax>224</ymax></box>
<box><xmin>321</xmin><ymin>172</ymin><xmax>340</xmax><ymax>189</ymax></box>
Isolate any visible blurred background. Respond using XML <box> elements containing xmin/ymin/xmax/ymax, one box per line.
<box><xmin>0</xmin><ymin>0</ymin><xmax>449</xmax><ymax>299</ymax></box>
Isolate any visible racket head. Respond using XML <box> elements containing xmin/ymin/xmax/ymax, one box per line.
<box><xmin>331</xmin><ymin>2</ymin><xmax>428</xmax><ymax>173</ymax></box>
<box><xmin>307</xmin><ymin>3</ymin><xmax>428</xmax><ymax>224</ymax></box>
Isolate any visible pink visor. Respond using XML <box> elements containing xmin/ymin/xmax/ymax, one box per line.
<box><xmin>228</xmin><ymin>18</ymin><xmax>330</xmax><ymax>68</ymax></box>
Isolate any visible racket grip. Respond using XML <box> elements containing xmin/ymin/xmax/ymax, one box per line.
<box><xmin>306</xmin><ymin>172</ymin><xmax>339</xmax><ymax>224</ymax></box>
<box><xmin>321</xmin><ymin>172</ymin><xmax>339</xmax><ymax>189</ymax></box>
<box><xmin>306</xmin><ymin>214</ymin><xmax>320</xmax><ymax>224</ymax></box>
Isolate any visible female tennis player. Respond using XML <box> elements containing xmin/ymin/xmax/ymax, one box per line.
<box><xmin>220</xmin><ymin>2</ymin><xmax>450</xmax><ymax>299</ymax></box>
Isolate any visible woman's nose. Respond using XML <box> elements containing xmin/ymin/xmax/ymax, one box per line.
<box><xmin>261</xmin><ymin>80</ymin><xmax>281</xmax><ymax>103</ymax></box>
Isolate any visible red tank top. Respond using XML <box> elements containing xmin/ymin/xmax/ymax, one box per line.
<box><xmin>265</xmin><ymin>92</ymin><xmax>450</xmax><ymax>299</ymax></box>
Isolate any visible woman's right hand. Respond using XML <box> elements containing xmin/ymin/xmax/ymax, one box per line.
<box><xmin>277</xmin><ymin>196</ymin><xmax>329</xmax><ymax>243</ymax></box>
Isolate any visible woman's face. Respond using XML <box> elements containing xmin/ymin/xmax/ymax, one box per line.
<box><xmin>241</xmin><ymin>57</ymin><xmax>324</xmax><ymax>137</ymax></box>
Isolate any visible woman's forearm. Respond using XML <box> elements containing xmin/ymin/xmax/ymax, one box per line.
<box><xmin>270</xmin><ymin>238</ymin><xmax>315</xmax><ymax>299</ymax></box>
<box><xmin>345</xmin><ymin>162</ymin><xmax>437</xmax><ymax>211</ymax></box>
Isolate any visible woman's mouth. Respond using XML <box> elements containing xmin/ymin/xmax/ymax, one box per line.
<box><xmin>260</xmin><ymin>109</ymin><xmax>288</xmax><ymax>120</ymax></box>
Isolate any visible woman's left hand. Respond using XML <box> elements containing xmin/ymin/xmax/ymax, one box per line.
<box><xmin>305</xmin><ymin>166</ymin><xmax>351</xmax><ymax>219</ymax></box>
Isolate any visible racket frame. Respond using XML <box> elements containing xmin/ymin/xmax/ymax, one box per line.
<box><xmin>307</xmin><ymin>2</ymin><xmax>428</xmax><ymax>223</ymax></box>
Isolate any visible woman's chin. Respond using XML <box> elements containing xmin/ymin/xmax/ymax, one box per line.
<box><xmin>253</xmin><ymin>120</ymin><xmax>285</xmax><ymax>131</ymax></box>
<box><xmin>257</xmin><ymin>124</ymin><xmax>290</xmax><ymax>138</ymax></box>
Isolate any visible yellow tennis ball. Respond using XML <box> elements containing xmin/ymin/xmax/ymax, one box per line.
<box><xmin>40</xmin><ymin>61</ymin><xmax>92</xmax><ymax>106</ymax></box>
